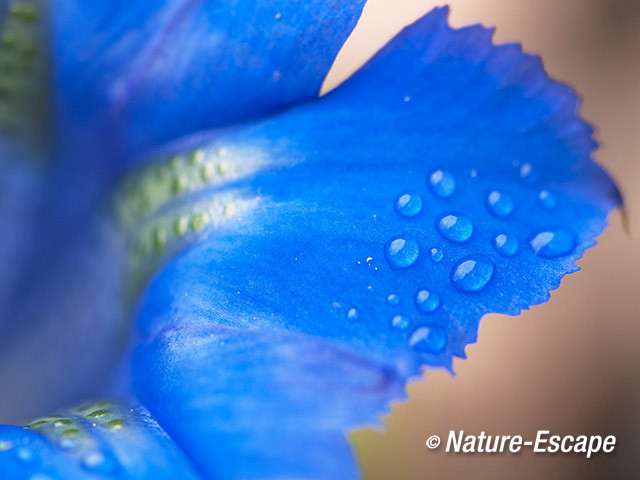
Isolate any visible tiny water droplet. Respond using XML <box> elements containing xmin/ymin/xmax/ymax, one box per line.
<box><xmin>492</xmin><ymin>233</ymin><xmax>518</xmax><ymax>257</ymax></box>
<box><xmin>82</xmin><ymin>450</ymin><xmax>119</xmax><ymax>475</ymax></box>
<box><xmin>538</xmin><ymin>190</ymin><xmax>557</xmax><ymax>209</ymax></box>
<box><xmin>430</xmin><ymin>248</ymin><xmax>444</xmax><ymax>263</ymax></box>
<box><xmin>519</xmin><ymin>163</ymin><xmax>538</xmax><ymax>184</ymax></box>
<box><xmin>486</xmin><ymin>190</ymin><xmax>514</xmax><ymax>217</ymax></box>
<box><xmin>346</xmin><ymin>308</ymin><xmax>359</xmax><ymax>321</ymax></box>
<box><xmin>394</xmin><ymin>193</ymin><xmax>423</xmax><ymax>218</ymax></box>
<box><xmin>386</xmin><ymin>294</ymin><xmax>400</xmax><ymax>306</ymax></box>
<box><xmin>427</xmin><ymin>169</ymin><xmax>456</xmax><ymax>198</ymax></box>
<box><xmin>415</xmin><ymin>290</ymin><xmax>440</xmax><ymax>313</ymax></box>
<box><xmin>385</xmin><ymin>235</ymin><xmax>420</xmax><ymax>269</ymax></box>
<box><xmin>391</xmin><ymin>315</ymin><xmax>410</xmax><ymax>331</ymax></box>
<box><xmin>408</xmin><ymin>326</ymin><xmax>447</xmax><ymax>354</ymax></box>
<box><xmin>436</xmin><ymin>213</ymin><xmax>473</xmax><ymax>243</ymax></box>
<box><xmin>450</xmin><ymin>255</ymin><xmax>494</xmax><ymax>292</ymax></box>
<box><xmin>529</xmin><ymin>229</ymin><xmax>576</xmax><ymax>257</ymax></box>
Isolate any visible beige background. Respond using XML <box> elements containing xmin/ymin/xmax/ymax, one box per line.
<box><xmin>325</xmin><ymin>1</ymin><xmax>640</xmax><ymax>479</ymax></box>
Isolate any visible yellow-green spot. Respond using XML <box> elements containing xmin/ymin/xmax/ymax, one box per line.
<box><xmin>61</xmin><ymin>428</ymin><xmax>80</xmax><ymax>438</ymax></box>
<box><xmin>0</xmin><ymin>441</ymin><xmax>13</xmax><ymax>451</ymax></box>
<box><xmin>200</xmin><ymin>163</ymin><xmax>214</xmax><ymax>182</ymax></box>
<box><xmin>87</xmin><ymin>409</ymin><xmax>110</xmax><ymax>419</ymax></box>
<box><xmin>189</xmin><ymin>213</ymin><xmax>207</xmax><ymax>232</ymax></box>
<box><xmin>107</xmin><ymin>419</ymin><xmax>124</xmax><ymax>430</ymax></box>
<box><xmin>216</xmin><ymin>163</ymin><xmax>228</xmax><ymax>175</ymax></box>
<box><xmin>28</xmin><ymin>420</ymin><xmax>46</xmax><ymax>428</ymax></box>
<box><xmin>53</xmin><ymin>419</ymin><xmax>72</xmax><ymax>427</ymax></box>
<box><xmin>152</xmin><ymin>226</ymin><xmax>167</xmax><ymax>254</ymax></box>
<box><xmin>10</xmin><ymin>3</ymin><xmax>38</xmax><ymax>22</ymax></box>
<box><xmin>171</xmin><ymin>175</ymin><xmax>187</xmax><ymax>195</ymax></box>
<box><xmin>223</xmin><ymin>204</ymin><xmax>236</xmax><ymax>217</ymax></box>
<box><xmin>189</xmin><ymin>149</ymin><xmax>204</xmax><ymax>165</ymax></box>
<box><xmin>170</xmin><ymin>155</ymin><xmax>183</xmax><ymax>169</ymax></box>
<box><xmin>173</xmin><ymin>216</ymin><xmax>188</xmax><ymax>237</ymax></box>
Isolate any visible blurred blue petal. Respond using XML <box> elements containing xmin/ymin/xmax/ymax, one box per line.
<box><xmin>129</xmin><ymin>7</ymin><xmax>620</xmax><ymax>477</ymax></box>
<box><xmin>135</xmin><ymin>325</ymin><xmax>406</xmax><ymax>479</ymax></box>
<box><xmin>0</xmin><ymin>402</ymin><xmax>199</xmax><ymax>479</ymax></box>
<box><xmin>53</xmin><ymin>0</ymin><xmax>366</xmax><ymax>164</ymax></box>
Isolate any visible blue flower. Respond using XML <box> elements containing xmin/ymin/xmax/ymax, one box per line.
<box><xmin>0</xmin><ymin>1</ymin><xmax>621</xmax><ymax>479</ymax></box>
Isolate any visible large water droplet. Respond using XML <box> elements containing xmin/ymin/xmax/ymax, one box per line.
<box><xmin>391</xmin><ymin>315</ymin><xmax>410</xmax><ymax>331</ymax></box>
<box><xmin>529</xmin><ymin>229</ymin><xmax>576</xmax><ymax>257</ymax></box>
<box><xmin>492</xmin><ymin>233</ymin><xmax>518</xmax><ymax>257</ymax></box>
<box><xmin>427</xmin><ymin>170</ymin><xmax>455</xmax><ymax>198</ymax></box>
<box><xmin>538</xmin><ymin>190</ymin><xmax>557</xmax><ymax>210</ymax></box>
<box><xmin>415</xmin><ymin>290</ymin><xmax>440</xmax><ymax>313</ymax></box>
<box><xmin>436</xmin><ymin>213</ymin><xmax>473</xmax><ymax>243</ymax></box>
<box><xmin>408</xmin><ymin>326</ymin><xmax>447</xmax><ymax>354</ymax></box>
<box><xmin>386</xmin><ymin>293</ymin><xmax>400</xmax><ymax>306</ymax></box>
<box><xmin>450</xmin><ymin>255</ymin><xmax>494</xmax><ymax>292</ymax></box>
<box><xmin>430</xmin><ymin>248</ymin><xmax>444</xmax><ymax>263</ymax></box>
<box><xmin>82</xmin><ymin>451</ymin><xmax>119</xmax><ymax>475</ymax></box>
<box><xmin>385</xmin><ymin>235</ymin><xmax>420</xmax><ymax>269</ymax></box>
<box><xmin>394</xmin><ymin>193</ymin><xmax>423</xmax><ymax>217</ymax></box>
<box><xmin>486</xmin><ymin>190</ymin><xmax>514</xmax><ymax>217</ymax></box>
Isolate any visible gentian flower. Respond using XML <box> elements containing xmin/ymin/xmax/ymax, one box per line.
<box><xmin>0</xmin><ymin>1</ymin><xmax>621</xmax><ymax>479</ymax></box>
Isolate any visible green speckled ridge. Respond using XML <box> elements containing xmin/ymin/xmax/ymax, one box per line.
<box><xmin>0</xmin><ymin>1</ymin><xmax>49</xmax><ymax>149</ymax></box>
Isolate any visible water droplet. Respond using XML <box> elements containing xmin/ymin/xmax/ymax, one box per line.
<box><xmin>346</xmin><ymin>308</ymin><xmax>359</xmax><ymax>321</ymax></box>
<box><xmin>529</xmin><ymin>229</ymin><xmax>576</xmax><ymax>257</ymax></box>
<box><xmin>385</xmin><ymin>235</ymin><xmax>420</xmax><ymax>269</ymax></box>
<box><xmin>492</xmin><ymin>233</ymin><xmax>518</xmax><ymax>257</ymax></box>
<box><xmin>107</xmin><ymin>419</ymin><xmax>123</xmax><ymax>430</ymax></box>
<box><xmin>486</xmin><ymin>190</ymin><xmax>514</xmax><ymax>217</ymax></box>
<box><xmin>408</xmin><ymin>326</ymin><xmax>447</xmax><ymax>354</ymax></box>
<box><xmin>0</xmin><ymin>441</ymin><xmax>12</xmax><ymax>451</ymax></box>
<box><xmin>427</xmin><ymin>170</ymin><xmax>455</xmax><ymax>198</ymax></box>
<box><xmin>53</xmin><ymin>419</ymin><xmax>71</xmax><ymax>428</ymax></box>
<box><xmin>450</xmin><ymin>256</ymin><xmax>494</xmax><ymax>292</ymax></box>
<box><xmin>386</xmin><ymin>294</ymin><xmax>400</xmax><ymax>306</ymax></box>
<box><xmin>13</xmin><ymin>447</ymin><xmax>37</xmax><ymax>464</ymax></box>
<box><xmin>87</xmin><ymin>410</ymin><xmax>110</xmax><ymax>419</ymax></box>
<box><xmin>394</xmin><ymin>193</ymin><xmax>423</xmax><ymax>218</ymax></box>
<box><xmin>436</xmin><ymin>213</ymin><xmax>473</xmax><ymax>243</ymax></box>
<box><xmin>430</xmin><ymin>248</ymin><xmax>444</xmax><ymax>263</ymax></box>
<box><xmin>415</xmin><ymin>290</ymin><xmax>440</xmax><ymax>313</ymax></box>
<box><xmin>519</xmin><ymin>163</ymin><xmax>538</xmax><ymax>184</ymax></box>
<box><xmin>391</xmin><ymin>315</ymin><xmax>410</xmax><ymax>331</ymax></box>
<box><xmin>538</xmin><ymin>190</ymin><xmax>557</xmax><ymax>209</ymax></box>
<box><xmin>82</xmin><ymin>450</ymin><xmax>119</xmax><ymax>475</ymax></box>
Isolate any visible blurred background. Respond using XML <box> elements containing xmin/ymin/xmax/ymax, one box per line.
<box><xmin>325</xmin><ymin>1</ymin><xmax>640</xmax><ymax>479</ymax></box>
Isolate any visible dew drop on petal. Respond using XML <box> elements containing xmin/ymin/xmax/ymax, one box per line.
<box><xmin>415</xmin><ymin>289</ymin><xmax>440</xmax><ymax>313</ymax></box>
<box><xmin>13</xmin><ymin>447</ymin><xmax>37</xmax><ymax>464</ymax></box>
<box><xmin>391</xmin><ymin>314</ymin><xmax>410</xmax><ymax>331</ymax></box>
<box><xmin>346</xmin><ymin>308</ymin><xmax>359</xmax><ymax>321</ymax></box>
<box><xmin>519</xmin><ymin>162</ymin><xmax>538</xmax><ymax>184</ymax></box>
<box><xmin>386</xmin><ymin>293</ymin><xmax>400</xmax><ymax>306</ymax></box>
<box><xmin>529</xmin><ymin>229</ymin><xmax>576</xmax><ymax>257</ymax></box>
<box><xmin>486</xmin><ymin>190</ymin><xmax>514</xmax><ymax>217</ymax></box>
<box><xmin>538</xmin><ymin>190</ymin><xmax>557</xmax><ymax>209</ymax></box>
<box><xmin>81</xmin><ymin>450</ymin><xmax>119</xmax><ymax>475</ymax></box>
<box><xmin>430</xmin><ymin>248</ymin><xmax>444</xmax><ymax>263</ymax></box>
<box><xmin>408</xmin><ymin>325</ymin><xmax>447</xmax><ymax>354</ymax></box>
<box><xmin>394</xmin><ymin>193</ymin><xmax>423</xmax><ymax>217</ymax></box>
<box><xmin>385</xmin><ymin>235</ymin><xmax>420</xmax><ymax>269</ymax></box>
<box><xmin>492</xmin><ymin>233</ymin><xmax>519</xmax><ymax>257</ymax></box>
<box><xmin>450</xmin><ymin>255</ymin><xmax>494</xmax><ymax>292</ymax></box>
<box><xmin>436</xmin><ymin>213</ymin><xmax>473</xmax><ymax>243</ymax></box>
<box><xmin>427</xmin><ymin>169</ymin><xmax>455</xmax><ymax>198</ymax></box>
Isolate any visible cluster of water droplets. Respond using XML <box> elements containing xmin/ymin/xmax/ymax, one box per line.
<box><xmin>377</xmin><ymin>163</ymin><xmax>578</xmax><ymax>355</ymax></box>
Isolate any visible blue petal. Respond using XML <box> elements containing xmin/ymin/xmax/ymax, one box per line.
<box><xmin>134</xmin><ymin>325</ymin><xmax>406</xmax><ymax>479</ymax></box>
<box><xmin>129</xmin><ymin>7</ymin><xmax>620</xmax><ymax>477</ymax></box>
<box><xmin>0</xmin><ymin>402</ymin><xmax>199</xmax><ymax>479</ymax></box>
<box><xmin>53</xmin><ymin>0</ymin><xmax>366</xmax><ymax>163</ymax></box>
